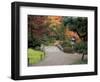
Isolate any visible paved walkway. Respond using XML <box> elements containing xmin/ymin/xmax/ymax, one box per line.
<box><xmin>33</xmin><ymin>46</ymin><xmax>87</xmax><ymax>66</ymax></box>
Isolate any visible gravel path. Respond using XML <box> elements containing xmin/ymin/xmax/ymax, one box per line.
<box><xmin>33</xmin><ymin>46</ymin><xmax>87</xmax><ymax>66</ymax></box>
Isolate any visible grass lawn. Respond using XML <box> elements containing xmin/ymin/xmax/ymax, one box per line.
<box><xmin>28</xmin><ymin>48</ymin><xmax>45</xmax><ymax>65</ymax></box>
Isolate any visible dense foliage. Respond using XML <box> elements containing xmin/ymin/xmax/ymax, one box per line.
<box><xmin>74</xmin><ymin>41</ymin><xmax>87</xmax><ymax>54</ymax></box>
<box><xmin>28</xmin><ymin>15</ymin><xmax>87</xmax><ymax>54</ymax></box>
<box><xmin>63</xmin><ymin>17</ymin><xmax>87</xmax><ymax>41</ymax></box>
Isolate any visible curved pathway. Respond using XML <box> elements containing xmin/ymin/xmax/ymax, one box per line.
<box><xmin>34</xmin><ymin>46</ymin><xmax>87</xmax><ymax>66</ymax></box>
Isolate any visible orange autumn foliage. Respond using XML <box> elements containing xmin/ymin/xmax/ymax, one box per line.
<box><xmin>47</xmin><ymin>16</ymin><xmax>81</xmax><ymax>43</ymax></box>
<box><xmin>47</xmin><ymin>16</ymin><xmax>62</xmax><ymax>28</ymax></box>
<box><xmin>65</xmin><ymin>28</ymin><xmax>81</xmax><ymax>43</ymax></box>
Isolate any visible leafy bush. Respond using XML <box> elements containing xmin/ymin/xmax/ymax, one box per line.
<box><xmin>61</xmin><ymin>39</ymin><xmax>72</xmax><ymax>48</ymax></box>
<box><xmin>28</xmin><ymin>36</ymin><xmax>41</xmax><ymax>49</ymax></box>
<box><xmin>74</xmin><ymin>41</ymin><xmax>87</xmax><ymax>54</ymax></box>
<box><xmin>41</xmin><ymin>35</ymin><xmax>56</xmax><ymax>46</ymax></box>
<box><xmin>61</xmin><ymin>39</ymin><xmax>74</xmax><ymax>53</ymax></box>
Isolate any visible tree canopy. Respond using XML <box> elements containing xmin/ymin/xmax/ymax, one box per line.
<box><xmin>63</xmin><ymin>17</ymin><xmax>88</xmax><ymax>41</ymax></box>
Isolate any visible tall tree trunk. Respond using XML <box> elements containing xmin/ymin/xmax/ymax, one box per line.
<box><xmin>81</xmin><ymin>53</ymin><xmax>85</xmax><ymax>61</ymax></box>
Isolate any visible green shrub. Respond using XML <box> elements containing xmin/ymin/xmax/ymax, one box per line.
<box><xmin>74</xmin><ymin>41</ymin><xmax>87</xmax><ymax>54</ymax></box>
<box><xmin>28</xmin><ymin>36</ymin><xmax>41</xmax><ymax>49</ymax></box>
<box><xmin>61</xmin><ymin>39</ymin><xmax>72</xmax><ymax>48</ymax></box>
<box><xmin>41</xmin><ymin>35</ymin><xmax>56</xmax><ymax>46</ymax></box>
